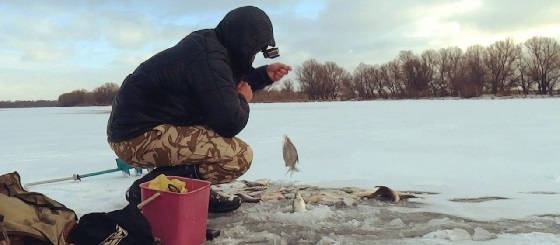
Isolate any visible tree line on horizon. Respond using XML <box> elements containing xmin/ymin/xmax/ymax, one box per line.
<box><xmin>57</xmin><ymin>82</ymin><xmax>120</xmax><ymax>107</ymax></box>
<box><xmin>1</xmin><ymin>36</ymin><xmax>558</xmax><ymax>108</ymax></box>
<box><xmin>0</xmin><ymin>82</ymin><xmax>119</xmax><ymax>108</ymax></box>
<box><xmin>255</xmin><ymin>36</ymin><xmax>560</xmax><ymax>101</ymax></box>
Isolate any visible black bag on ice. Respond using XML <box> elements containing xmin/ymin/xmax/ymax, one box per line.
<box><xmin>68</xmin><ymin>204</ymin><xmax>157</xmax><ymax>245</ymax></box>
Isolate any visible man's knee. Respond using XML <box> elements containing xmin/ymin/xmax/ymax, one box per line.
<box><xmin>236</xmin><ymin>143</ymin><xmax>253</xmax><ymax>176</ymax></box>
<box><xmin>107</xmin><ymin>129</ymin><xmax>167</xmax><ymax>168</ymax></box>
<box><xmin>198</xmin><ymin>142</ymin><xmax>253</xmax><ymax>184</ymax></box>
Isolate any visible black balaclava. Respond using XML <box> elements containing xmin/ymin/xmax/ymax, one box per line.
<box><xmin>215</xmin><ymin>6</ymin><xmax>275</xmax><ymax>80</ymax></box>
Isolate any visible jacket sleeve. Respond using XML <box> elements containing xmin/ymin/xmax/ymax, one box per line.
<box><xmin>244</xmin><ymin>65</ymin><xmax>274</xmax><ymax>91</ymax></box>
<box><xmin>191</xmin><ymin>52</ymin><xmax>250</xmax><ymax>138</ymax></box>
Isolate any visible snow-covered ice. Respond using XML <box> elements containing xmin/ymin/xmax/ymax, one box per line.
<box><xmin>1</xmin><ymin>98</ymin><xmax>559</xmax><ymax>244</ymax></box>
<box><xmin>472</xmin><ymin>227</ymin><xmax>497</xmax><ymax>241</ymax></box>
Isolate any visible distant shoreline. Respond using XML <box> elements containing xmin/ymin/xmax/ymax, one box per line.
<box><xmin>1</xmin><ymin>95</ymin><xmax>558</xmax><ymax>109</ymax></box>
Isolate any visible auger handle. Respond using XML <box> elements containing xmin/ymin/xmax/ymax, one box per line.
<box><xmin>24</xmin><ymin>175</ymin><xmax>79</xmax><ymax>188</ymax></box>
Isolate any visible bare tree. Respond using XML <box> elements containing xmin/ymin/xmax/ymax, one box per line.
<box><xmin>58</xmin><ymin>89</ymin><xmax>88</xmax><ymax>107</ymax></box>
<box><xmin>524</xmin><ymin>36</ymin><xmax>560</xmax><ymax>95</ymax></box>
<box><xmin>371</xmin><ymin>65</ymin><xmax>388</xmax><ymax>99</ymax></box>
<box><xmin>352</xmin><ymin>63</ymin><xmax>389</xmax><ymax>99</ymax></box>
<box><xmin>435</xmin><ymin>47</ymin><xmax>463</xmax><ymax>96</ymax></box>
<box><xmin>398</xmin><ymin>50</ymin><xmax>432</xmax><ymax>97</ymax></box>
<box><xmin>445</xmin><ymin>47</ymin><xmax>464</xmax><ymax>96</ymax></box>
<box><xmin>514</xmin><ymin>45</ymin><xmax>536</xmax><ymax>95</ymax></box>
<box><xmin>434</xmin><ymin>48</ymin><xmax>450</xmax><ymax>96</ymax></box>
<box><xmin>421</xmin><ymin>49</ymin><xmax>439</xmax><ymax>96</ymax></box>
<box><xmin>484</xmin><ymin>38</ymin><xmax>520</xmax><ymax>95</ymax></box>
<box><xmin>352</xmin><ymin>63</ymin><xmax>379</xmax><ymax>99</ymax></box>
<box><xmin>398</xmin><ymin>50</ymin><xmax>419</xmax><ymax>96</ymax></box>
<box><xmin>280</xmin><ymin>79</ymin><xmax>296</xmax><ymax>93</ymax></box>
<box><xmin>460</xmin><ymin>45</ymin><xmax>487</xmax><ymax>97</ymax></box>
<box><xmin>380</xmin><ymin>60</ymin><xmax>405</xmax><ymax>98</ymax></box>
<box><xmin>92</xmin><ymin>82</ymin><xmax>120</xmax><ymax>105</ymax></box>
<box><xmin>323</xmin><ymin>61</ymin><xmax>351</xmax><ymax>100</ymax></box>
<box><xmin>296</xmin><ymin>59</ymin><xmax>324</xmax><ymax>100</ymax></box>
<box><xmin>296</xmin><ymin>60</ymin><xmax>351</xmax><ymax>100</ymax></box>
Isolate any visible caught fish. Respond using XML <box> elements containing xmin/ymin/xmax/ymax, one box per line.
<box><xmin>292</xmin><ymin>191</ymin><xmax>306</xmax><ymax>213</ymax></box>
<box><xmin>282</xmin><ymin>135</ymin><xmax>299</xmax><ymax>175</ymax></box>
<box><xmin>366</xmin><ymin>186</ymin><xmax>417</xmax><ymax>203</ymax></box>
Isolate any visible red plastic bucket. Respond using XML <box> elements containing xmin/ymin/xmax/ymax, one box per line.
<box><xmin>140</xmin><ymin>176</ymin><xmax>211</xmax><ymax>245</ymax></box>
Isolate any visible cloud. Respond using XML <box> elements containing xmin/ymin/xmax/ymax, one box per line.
<box><xmin>267</xmin><ymin>0</ymin><xmax>443</xmax><ymax>68</ymax></box>
<box><xmin>16</xmin><ymin>41</ymin><xmax>67</xmax><ymax>62</ymax></box>
<box><xmin>0</xmin><ymin>65</ymin><xmax>131</xmax><ymax>101</ymax></box>
<box><xmin>442</xmin><ymin>1</ymin><xmax>560</xmax><ymax>33</ymax></box>
<box><xmin>112</xmin><ymin>54</ymin><xmax>153</xmax><ymax>67</ymax></box>
<box><xmin>103</xmin><ymin>16</ymin><xmax>156</xmax><ymax>49</ymax></box>
<box><xmin>424</xmin><ymin>0</ymin><xmax>560</xmax><ymax>47</ymax></box>
<box><xmin>1</xmin><ymin>0</ymin><xmax>560</xmax><ymax>100</ymax></box>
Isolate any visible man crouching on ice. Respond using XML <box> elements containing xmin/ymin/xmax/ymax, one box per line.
<box><xmin>106</xmin><ymin>6</ymin><xmax>291</xmax><ymax>213</ymax></box>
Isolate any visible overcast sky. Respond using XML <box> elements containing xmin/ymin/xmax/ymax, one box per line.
<box><xmin>1</xmin><ymin>0</ymin><xmax>559</xmax><ymax>100</ymax></box>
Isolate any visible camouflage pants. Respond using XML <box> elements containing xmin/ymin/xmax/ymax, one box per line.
<box><xmin>109</xmin><ymin>124</ymin><xmax>253</xmax><ymax>184</ymax></box>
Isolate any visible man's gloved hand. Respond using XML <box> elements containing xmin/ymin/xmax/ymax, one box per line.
<box><xmin>267</xmin><ymin>63</ymin><xmax>292</xmax><ymax>81</ymax></box>
<box><xmin>237</xmin><ymin>82</ymin><xmax>253</xmax><ymax>102</ymax></box>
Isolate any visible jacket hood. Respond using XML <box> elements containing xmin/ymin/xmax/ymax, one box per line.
<box><xmin>215</xmin><ymin>6</ymin><xmax>275</xmax><ymax>75</ymax></box>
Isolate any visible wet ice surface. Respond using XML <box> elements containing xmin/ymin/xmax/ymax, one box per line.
<box><xmin>1</xmin><ymin>99</ymin><xmax>559</xmax><ymax>244</ymax></box>
<box><xmin>207</xmin><ymin>182</ymin><xmax>560</xmax><ymax>244</ymax></box>
<box><xmin>449</xmin><ymin>196</ymin><xmax>510</xmax><ymax>203</ymax></box>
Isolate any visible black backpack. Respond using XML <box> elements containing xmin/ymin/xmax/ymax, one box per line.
<box><xmin>68</xmin><ymin>204</ymin><xmax>157</xmax><ymax>245</ymax></box>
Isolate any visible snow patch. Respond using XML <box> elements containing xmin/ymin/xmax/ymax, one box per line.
<box><xmin>426</xmin><ymin>217</ymin><xmax>451</xmax><ymax>226</ymax></box>
<box><xmin>422</xmin><ymin>228</ymin><xmax>472</xmax><ymax>241</ymax></box>
<box><xmin>472</xmin><ymin>227</ymin><xmax>496</xmax><ymax>241</ymax></box>
<box><xmin>359</xmin><ymin>216</ymin><xmax>380</xmax><ymax>231</ymax></box>
<box><xmin>248</xmin><ymin>205</ymin><xmax>334</xmax><ymax>226</ymax></box>
<box><xmin>389</xmin><ymin>218</ymin><xmax>405</xmax><ymax>228</ymax></box>
<box><xmin>316</xmin><ymin>236</ymin><xmax>341</xmax><ymax>245</ymax></box>
<box><xmin>346</xmin><ymin>218</ymin><xmax>361</xmax><ymax>227</ymax></box>
<box><xmin>218</xmin><ymin>224</ymin><xmax>286</xmax><ymax>244</ymax></box>
<box><xmin>495</xmin><ymin>232</ymin><xmax>560</xmax><ymax>244</ymax></box>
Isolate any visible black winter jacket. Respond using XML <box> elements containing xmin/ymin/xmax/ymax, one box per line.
<box><xmin>107</xmin><ymin>6</ymin><xmax>275</xmax><ymax>142</ymax></box>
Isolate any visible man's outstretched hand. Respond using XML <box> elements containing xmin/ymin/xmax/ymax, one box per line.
<box><xmin>238</xmin><ymin>63</ymin><xmax>290</xmax><ymax>102</ymax></box>
<box><xmin>267</xmin><ymin>63</ymin><xmax>292</xmax><ymax>81</ymax></box>
<box><xmin>237</xmin><ymin>82</ymin><xmax>253</xmax><ymax>102</ymax></box>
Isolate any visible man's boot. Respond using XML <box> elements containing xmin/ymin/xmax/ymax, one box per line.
<box><xmin>126</xmin><ymin>165</ymin><xmax>241</xmax><ymax>213</ymax></box>
<box><xmin>208</xmin><ymin>190</ymin><xmax>241</xmax><ymax>213</ymax></box>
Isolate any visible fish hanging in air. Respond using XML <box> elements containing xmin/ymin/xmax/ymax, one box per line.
<box><xmin>283</xmin><ymin>135</ymin><xmax>299</xmax><ymax>175</ymax></box>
